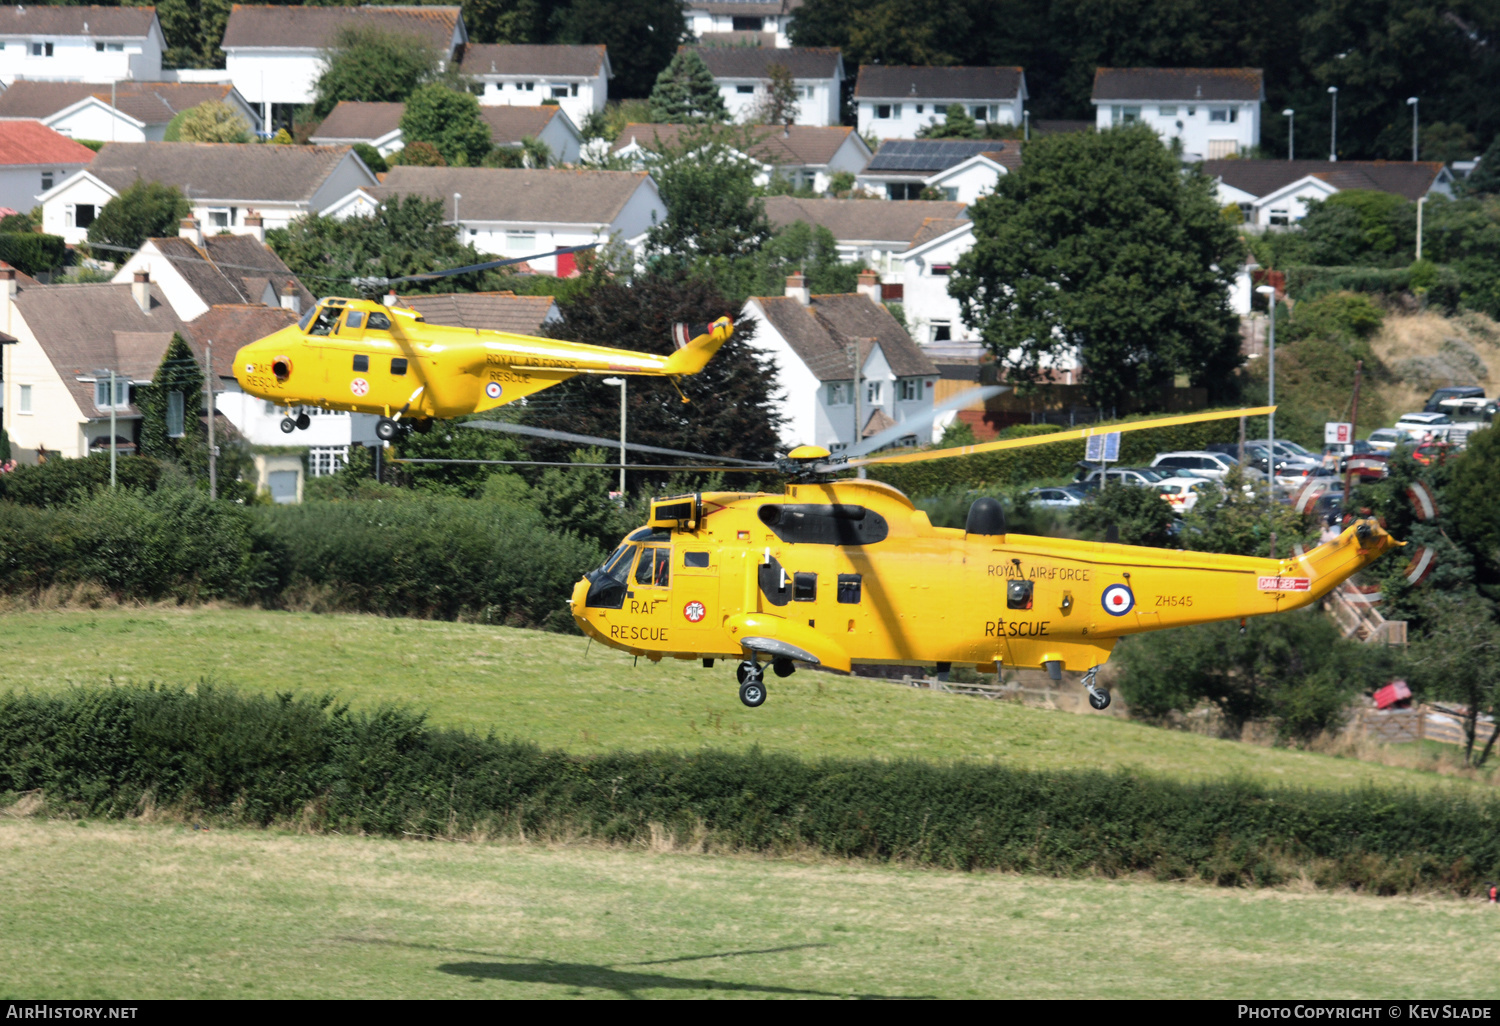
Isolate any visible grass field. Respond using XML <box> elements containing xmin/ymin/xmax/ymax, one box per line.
<box><xmin>1</xmin><ymin>817</ymin><xmax>1496</xmax><ymax>1000</ymax></box>
<box><xmin>0</xmin><ymin>606</ymin><xmax>1483</xmax><ymax>793</ymax></box>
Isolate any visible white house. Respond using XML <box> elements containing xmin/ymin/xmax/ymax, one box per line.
<box><xmin>854</xmin><ymin>138</ymin><xmax>1018</xmax><ymax>201</ymax></box>
<box><xmin>895</xmin><ymin>217</ymin><xmax>974</xmax><ymax>346</ymax></box>
<box><xmin>764</xmin><ymin>195</ymin><xmax>966</xmax><ymax>266</ymax></box>
<box><xmin>1092</xmin><ymin>67</ymin><xmax>1263</xmax><ymax>160</ymax></box>
<box><xmin>0</xmin><ymin>80</ymin><xmax>263</xmax><ymax>144</ymax></box>
<box><xmin>110</xmin><ymin>224</ymin><xmax>313</xmax><ymax>322</ymax></box>
<box><xmin>310</xmin><ymin>100</ymin><xmax>582</xmax><ymax>164</ymax></box>
<box><xmin>855</xmin><ymin>65</ymin><xmax>1027</xmax><ymax>140</ymax></box>
<box><xmin>611</xmin><ymin>122</ymin><xmax>869</xmax><ymax>194</ymax></box>
<box><xmin>339</xmin><ymin>166</ymin><xmax>667</xmax><ymax>274</ymax></box>
<box><xmin>458</xmin><ymin>44</ymin><xmax>608</xmax><ymax>131</ymax></box>
<box><xmin>685</xmin><ymin>0</ymin><xmax>800</xmax><ymax>48</ymax></box>
<box><xmin>1206</xmin><ymin>159</ymin><xmax>1458</xmax><ymax>228</ymax></box>
<box><xmin>743</xmin><ymin>273</ymin><xmax>939</xmax><ymax>452</ymax></box>
<box><xmin>222</xmin><ymin>5</ymin><xmax>467</xmax><ymax>135</ymax></box>
<box><xmin>0</xmin><ymin>120</ymin><xmax>94</xmax><ymax>213</ymax></box>
<box><xmin>691</xmin><ymin>46</ymin><xmax>844</xmax><ymax>127</ymax></box>
<box><xmin>39</xmin><ymin>141</ymin><xmax>378</xmax><ymax>245</ymax></box>
<box><xmin>0</xmin><ymin>5</ymin><xmax>167</xmax><ymax>86</ymax></box>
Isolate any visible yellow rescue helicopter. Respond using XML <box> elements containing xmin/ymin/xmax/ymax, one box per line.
<box><xmin>439</xmin><ymin>403</ymin><xmax>1404</xmax><ymax>711</ymax></box>
<box><xmin>231</xmin><ymin>245</ymin><xmax>733</xmax><ymax>441</ymax></box>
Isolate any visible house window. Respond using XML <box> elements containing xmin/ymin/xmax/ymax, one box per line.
<box><xmin>866</xmin><ymin>381</ymin><xmax>882</xmax><ymax>404</ymax></box>
<box><xmin>972</xmin><ymin>105</ymin><xmax>986</xmax><ymax>120</ymax></box>
<box><xmin>308</xmin><ymin>446</ymin><xmax>348</xmax><ymax>477</ymax></box>
<box><xmin>737</xmin><ymin>85</ymin><xmax>755</xmax><ymax>94</ymax></box>
<box><xmin>551</xmin><ymin>85</ymin><xmax>568</xmax><ymax>98</ymax></box>
<box><xmin>876</xmin><ymin>104</ymin><xmax>892</xmax><ymax>118</ymax></box>
<box><xmin>166</xmin><ymin>390</ymin><xmax>184</xmax><ymax>437</ymax></box>
<box><xmin>931</xmin><ymin>264</ymin><xmax>952</xmax><ymax>276</ymax></box>
<box><xmin>508</xmin><ymin>229</ymin><xmax>536</xmax><ymax>251</ymax></box>
<box><xmin>95</xmin><ymin>42</ymin><xmax>123</xmax><ymax>52</ymax></box>
<box><xmin>1237</xmin><ymin>202</ymin><xmax>1253</xmax><ymax>220</ymax></box>
<box><xmin>732</xmin><ymin>15</ymin><xmax>763</xmax><ymax>30</ymax></box>
<box><xmin>17</xmin><ymin>384</ymin><xmax>31</xmax><ymax>414</ymax></box>
<box><xmin>94</xmin><ymin>378</ymin><xmax>128</xmax><ymax>409</ymax></box>
<box><xmin>207</xmin><ymin>208</ymin><xmax>232</xmax><ymax>229</ymax></box>
<box><xmin>1209</xmin><ymin>107</ymin><xmax>1238</xmax><ymax>123</ymax></box>
<box><xmin>1112</xmin><ymin>105</ymin><xmax>1141</xmax><ymax>125</ymax></box>
<box><xmin>826</xmin><ymin>382</ymin><xmax>849</xmax><ymax>405</ymax></box>
<box><xmin>1159</xmin><ymin>105</ymin><xmax>1177</xmax><ymax>116</ymax></box>
<box><xmin>931</xmin><ymin>322</ymin><xmax>952</xmax><ymax>343</ymax></box>
<box><xmin>941</xmin><ymin>187</ymin><xmax>958</xmax><ymax>202</ymax></box>
<box><xmin>570</xmin><ymin>83</ymin><xmax>578</xmax><ymax>97</ymax></box>
<box><xmin>518</xmin><ymin>81</ymin><xmax>534</xmax><ymax>91</ymax></box>
<box><xmin>899</xmin><ymin>378</ymin><xmax>919</xmax><ymax>401</ymax></box>
<box><xmin>887</xmin><ymin>182</ymin><xmax>923</xmax><ymax>200</ymax></box>
<box><xmin>70</xmin><ymin>203</ymin><xmax>95</xmax><ymax>228</ymax></box>
<box><xmin>31</xmin><ymin>42</ymin><xmax>52</xmax><ymax>57</ymax></box>
<box><xmin>1268</xmin><ymin>208</ymin><xmax>1290</xmax><ymax>226</ymax></box>
<box><xmin>915</xmin><ymin>104</ymin><xmax>924</xmax><ymax>114</ymax></box>
<box><xmin>40</xmin><ymin>171</ymin><xmax>52</xmax><ymax>190</ymax></box>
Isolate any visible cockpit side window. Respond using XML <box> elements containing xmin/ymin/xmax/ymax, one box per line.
<box><xmin>633</xmin><ymin>546</ymin><xmax>670</xmax><ymax>586</ymax></box>
<box><xmin>345</xmin><ymin>311</ymin><xmax>365</xmax><ymax>329</ymax></box>
<box><xmin>307</xmin><ymin>305</ymin><xmax>342</xmax><ymax>336</ymax></box>
<box><xmin>298</xmin><ymin>305</ymin><xmax>317</xmax><ymax>332</ymax></box>
<box><xmin>367</xmin><ymin>312</ymin><xmax>392</xmax><ymax>331</ymax></box>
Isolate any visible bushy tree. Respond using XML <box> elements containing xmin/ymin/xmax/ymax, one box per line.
<box><xmin>1466</xmin><ymin>135</ymin><xmax>1500</xmax><ymax>197</ymax></box>
<box><xmin>648</xmin><ymin>49</ymin><xmax>728</xmax><ymax>124</ymax></box>
<box><xmin>708</xmin><ymin>219</ymin><xmax>860</xmax><ymax>305</ymax></box>
<box><xmin>1406</xmin><ymin>594</ymin><xmax>1500</xmax><ymax>766</ymax></box>
<box><xmin>1069</xmin><ymin>482</ymin><xmax>1176</xmax><ymax>547</ymax></box>
<box><xmin>87</xmin><ymin>181</ymin><xmax>190</xmax><ymax>253</ymax></box>
<box><xmin>392</xmin><ymin>419</ymin><xmax>523</xmax><ymax>498</ymax></box>
<box><xmin>917</xmin><ymin>103</ymin><xmax>981</xmax><ymax>139</ymax></box>
<box><xmin>400</xmin><ymin>84</ymin><xmax>492</xmax><ymax>167</ymax></box>
<box><xmin>950</xmin><ymin>124</ymin><xmax>1242</xmax><ymax>410</ymax></box>
<box><xmin>137</xmin><ymin>334</ymin><xmax>205</xmax><ymax>475</ymax></box>
<box><xmin>645</xmin><ymin>126</ymin><xmax>773</xmax><ymax>262</ymax></box>
<box><xmin>352</xmin><ymin>142</ymin><xmax>388</xmax><ymax>174</ymax></box>
<box><xmin>752</xmin><ymin>64</ymin><xmax>800</xmax><ymax>125</ymax></box>
<box><xmin>394</xmin><ymin>141</ymin><xmax>447</xmax><ymax>167</ymax></box>
<box><xmin>311</xmin><ymin>25</ymin><xmax>442</xmax><ymax>119</ymax></box>
<box><xmin>1179</xmin><ymin>468</ymin><xmax>1317</xmax><ymax>557</ymax></box>
<box><xmin>558</xmin><ymin>0</ymin><xmax>686</xmax><ymax>99</ymax></box>
<box><xmin>173</xmin><ymin>100</ymin><xmax>251</xmax><ymax>143</ymax></box>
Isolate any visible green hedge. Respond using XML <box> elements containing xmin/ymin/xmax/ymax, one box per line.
<box><xmin>0</xmin><ymin>454</ymin><xmax>163</xmax><ymax>507</ymax></box>
<box><xmin>0</xmin><ymin>232</ymin><xmax>67</xmax><ymax>276</ymax></box>
<box><xmin>870</xmin><ymin>411</ymin><xmax>1251</xmax><ymax>496</ymax></box>
<box><xmin>3</xmin><ymin>684</ymin><xmax>1496</xmax><ymax>894</ymax></box>
<box><xmin>1283</xmin><ymin>265</ymin><xmax>1462</xmax><ymax>312</ymax></box>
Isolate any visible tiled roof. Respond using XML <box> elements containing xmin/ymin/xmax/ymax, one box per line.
<box><xmin>182</xmin><ymin>304</ymin><xmax>299</xmax><ymax>379</ymax></box>
<box><xmin>459</xmin><ymin>43</ymin><xmax>607</xmax><ymax>77</ymax></box>
<box><xmin>145</xmin><ymin>234</ymin><xmax>312</xmax><ymax>311</ymax></box>
<box><xmin>907</xmin><ymin>217</ymin><xmax>969</xmax><ymax>249</ymax></box>
<box><xmin>371</xmin><ymin>166</ymin><xmax>651</xmax><ymax>224</ymax></box>
<box><xmin>14</xmin><ymin>281</ymin><xmax>188</xmax><ymax>416</ymax></box>
<box><xmin>1205</xmin><ymin>159</ymin><xmax>1448</xmax><ymax>202</ymax></box>
<box><xmin>0</xmin><ymin>120</ymin><xmax>96</xmax><ymax>166</ymax></box>
<box><xmin>479</xmin><ymin>105</ymin><xmax>569</xmax><ymax>145</ymax></box>
<box><xmin>688</xmin><ymin>45</ymin><xmax>842</xmax><ymax>80</ymax></box>
<box><xmin>612</xmin><ymin>123</ymin><xmax>858</xmax><ymax>166</ymax></box>
<box><xmin>0</xmin><ymin>81</ymin><xmax>245</xmax><ymax>125</ymax></box>
<box><xmin>311</xmin><ymin>102</ymin><xmax>567</xmax><ymax>147</ymax></box>
<box><xmin>861</xmin><ymin>407</ymin><xmax>896</xmax><ymax>437</ymax></box>
<box><xmin>764</xmin><ymin>196</ymin><xmax>967</xmax><ymax>245</ymax></box>
<box><xmin>400</xmin><ymin>292</ymin><xmax>557</xmax><ymax>334</ymax></box>
<box><xmin>689</xmin><ymin>0</ymin><xmax>800</xmax><ymax>14</ymax></box>
<box><xmin>753</xmin><ymin>292</ymin><xmax>936</xmax><ymax>381</ymax></box>
<box><xmin>697</xmin><ymin>31</ymin><xmax>778</xmax><ymax>47</ymax></box>
<box><xmin>855</xmin><ymin>65</ymin><xmax>1024</xmax><ymax>100</ymax></box>
<box><xmin>89</xmin><ymin>142</ymin><xmax>356</xmax><ymax>202</ymax></box>
<box><xmin>1092</xmin><ymin>67</ymin><xmax>1263</xmax><ymax>102</ymax></box>
<box><xmin>864</xmin><ymin>138</ymin><xmax>1005</xmax><ymax>175</ymax></box>
<box><xmin>0</xmin><ymin>6</ymin><xmax>157</xmax><ymax>37</ymax></box>
<box><xmin>221</xmin><ymin>4</ymin><xmax>463</xmax><ymax>51</ymax></box>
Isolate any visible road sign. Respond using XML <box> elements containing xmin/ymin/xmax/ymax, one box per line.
<box><xmin>1324</xmin><ymin>422</ymin><xmax>1352</xmax><ymax>444</ymax></box>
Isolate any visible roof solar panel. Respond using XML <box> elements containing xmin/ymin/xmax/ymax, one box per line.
<box><xmin>865</xmin><ymin>138</ymin><xmax>997</xmax><ymax>172</ymax></box>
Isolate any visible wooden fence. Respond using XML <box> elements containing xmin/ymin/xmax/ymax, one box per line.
<box><xmin>1354</xmin><ymin>706</ymin><xmax>1494</xmax><ymax>747</ymax></box>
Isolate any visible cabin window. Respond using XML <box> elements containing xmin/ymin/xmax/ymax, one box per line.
<box><xmin>634</xmin><ymin>546</ymin><xmax>670</xmax><ymax>586</ymax></box>
<box><xmin>308</xmin><ymin>306</ymin><xmax>340</xmax><ymax>336</ymax></box>
<box><xmin>366</xmin><ymin>312</ymin><xmax>391</xmax><ymax>330</ymax></box>
<box><xmin>757</xmin><ymin>504</ymin><xmax>890</xmax><ymax>546</ymax></box>
<box><xmin>352</xmin><ymin>355</ymin><xmax>368</xmax><ymax>372</ymax></box>
<box><xmin>390</xmin><ymin>357</ymin><xmax>408</xmax><ymax>376</ymax></box>
<box><xmin>793</xmin><ymin>572</ymin><xmax>817</xmax><ymax>601</ymax></box>
<box><xmin>345</xmin><ymin>311</ymin><xmax>364</xmax><ymax>329</ymax></box>
<box><xmin>684</xmin><ymin>551</ymin><xmax>710</xmax><ymax>568</ymax></box>
<box><xmin>1007</xmin><ymin>580</ymin><xmax>1034</xmax><ymax>610</ymax></box>
<box><xmin>837</xmin><ymin>574</ymin><xmax>862</xmax><ymax>604</ymax></box>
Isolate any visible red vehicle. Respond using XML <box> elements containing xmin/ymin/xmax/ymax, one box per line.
<box><xmin>1412</xmin><ymin>442</ymin><xmax>1450</xmax><ymax>466</ymax></box>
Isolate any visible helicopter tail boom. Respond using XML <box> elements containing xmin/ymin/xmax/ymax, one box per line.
<box><xmin>662</xmin><ymin>317</ymin><xmax>734</xmax><ymax>377</ymax></box>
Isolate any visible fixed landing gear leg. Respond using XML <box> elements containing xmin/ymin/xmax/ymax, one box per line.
<box><xmin>737</xmin><ymin>660</ymin><xmax>766</xmax><ymax>707</ymax></box>
<box><xmin>1082</xmin><ymin>665</ymin><xmax>1111</xmax><ymax>711</ymax></box>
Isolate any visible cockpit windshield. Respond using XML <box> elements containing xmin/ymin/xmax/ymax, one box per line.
<box><xmin>600</xmin><ymin>544</ymin><xmax>637</xmax><ymax>581</ymax></box>
<box><xmin>298</xmin><ymin>304</ymin><xmax>317</xmax><ymax>332</ymax></box>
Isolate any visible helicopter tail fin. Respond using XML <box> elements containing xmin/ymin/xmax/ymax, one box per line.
<box><xmin>663</xmin><ymin>316</ymin><xmax>733</xmax><ymax>376</ymax></box>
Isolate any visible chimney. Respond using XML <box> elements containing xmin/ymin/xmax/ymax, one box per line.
<box><xmin>245</xmin><ymin>211</ymin><xmax>264</xmax><ymax>243</ymax></box>
<box><xmin>179</xmin><ymin>217</ymin><xmax>202</xmax><ymax>247</ymax></box>
<box><xmin>279</xmin><ymin>282</ymin><xmax>301</xmax><ymax>316</ymax></box>
<box><xmin>0</xmin><ymin>267</ymin><xmax>16</xmax><ymax>300</ymax></box>
<box><xmin>132</xmin><ymin>270</ymin><xmax>150</xmax><ymax>314</ymax></box>
<box><xmin>785</xmin><ymin>271</ymin><xmax>809</xmax><ymax>306</ymax></box>
<box><xmin>856</xmin><ymin>269</ymin><xmax>880</xmax><ymax>302</ymax></box>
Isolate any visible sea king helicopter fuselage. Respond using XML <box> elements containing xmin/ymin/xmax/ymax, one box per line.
<box><xmin>571</xmin><ymin>477</ymin><xmax>1399</xmax><ymax>710</ymax></box>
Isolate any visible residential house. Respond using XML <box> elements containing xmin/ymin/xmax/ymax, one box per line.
<box><xmin>685</xmin><ymin>0</ymin><xmax>800</xmax><ymax>48</ymax></box>
<box><xmin>39</xmin><ymin>142</ymin><xmax>378</xmax><ymax>244</ymax></box>
<box><xmin>109</xmin><ymin>220</ymin><xmax>313</xmax><ymax>322</ymax></box>
<box><xmin>690</xmin><ymin>46</ymin><xmax>844</xmax><ymax>127</ymax></box>
<box><xmin>221</xmin><ymin>5</ymin><xmax>467</xmax><ymax>133</ymax></box>
<box><xmin>458</xmin><ymin>44</ymin><xmax>608</xmax><ymax>131</ymax></box>
<box><xmin>309</xmin><ymin>101</ymin><xmax>582</xmax><ymax>163</ymax></box>
<box><xmin>330</xmin><ymin>166</ymin><xmax>667</xmax><ymax>273</ymax></box>
<box><xmin>895</xmin><ymin>217</ymin><xmax>975</xmax><ymax>346</ymax></box>
<box><xmin>0</xmin><ymin>269</ymin><xmax>191</xmax><ymax>461</ymax></box>
<box><xmin>0</xmin><ymin>80</ymin><xmax>262</xmax><ymax>143</ymax></box>
<box><xmin>0</xmin><ymin>6</ymin><xmax>167</xmax><ymax>86</ymax></box>
<box><xmin>854</xmin><ymin>138</ymin><xmax>1018</xmax><ymax>202</ymax></box>
<box><xmin>743</xmin><ymin>272</ymin><xmax>939</xmax><ymax>452</ymax></box>
<box><xmin>610</xmin><ymin>122</ymin><xmax>869</xmax><ymax>193</ymax></box>
<box><xmin>855</xmin><ymin>65</ymin><xmax>1027</xmax><ymax>140</ymax></box>
<box><xmin>1207</xmin><ymin>159</ymin><xmax>1457</xmax><ymax>228</ymax></box>
<box><xmin>1092</xmin><ymin>67</ymin><xmax>1263</xmax><ymax>160</ymax></box>
<box><xmin>0</xmin><ymin>120</ymin><xmax>94</xmax><ymax>213</ymax></box>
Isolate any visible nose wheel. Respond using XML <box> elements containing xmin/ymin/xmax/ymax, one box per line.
<box><xmin>736</xmin><ymin>660</ymin><xmax>766</xmax><ymax>707</ymax></box>
<box><xmin>1082</xmin><ymin>666</ymin><xmax>1111</xmax><ymax>711</ymax></box>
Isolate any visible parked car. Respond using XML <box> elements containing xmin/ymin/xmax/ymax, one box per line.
<box><xmin>1274</xmin><ymin>463</ymin><xmax>1337</xmax><ymax>490</ymax></box>
<box><xmin>1026</xmin><ymin>486</ymin><xmax>1088</xmax><ymax>508</ymax></box>
<box><xmin>1396</xmin><ymin>411</ymin><xmax>1453</xmax><ymax>434</ymax></box>
<box><xmin>1424</xmin><ymin>385</ymin><xmax>1486</xmax><ymax>413</ymax></box>
<box><xmin>1438</xmin><ymin>396</ymin><xmax>1498</xmax><ymax>421</ymax></box>
<box><xmin>1156</xmin><ymin>476</ymin><xmax>1212</xmax><ymax>513</ymax></box>
<box><xmin>1246</xmin><ymin>438</ymin><xmax>1322</xmax><ymax>467</ymax></box>
<box><xmin>1412</xmin><ymin>441</ymin><xmax>1452</xmax><ymax>466</ymax></box>
<box><xmin>1150</xmin><ymin>450</ymin><xmax>1239</xmax><ymax>481</ymax></box>
<box><xmin>1077</xmin><ymin>466</ymin><xmax>1169</xmax><ymax>489</ymax></box>
<box><xmin>1366</xmin><ymin>427</ymin><xmax>1406</xmax><ymax>452</ymax></box>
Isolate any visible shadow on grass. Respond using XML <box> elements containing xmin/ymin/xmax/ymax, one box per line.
<box><xmin>436</xmin><ymin>959</ymin><xmax>920</xmax><ymax>998</ymax></box>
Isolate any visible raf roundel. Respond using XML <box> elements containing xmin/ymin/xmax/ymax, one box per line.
<box><xmin>485</xmin><ymin>381</ymin><xmax>503</xmax><ymax>400</ymax></box>
<box><xmin>683</xmin><ymin>600</ymin><xmax>706</xmax><ymax>623</ymax></box>
<box><xmin>350</xmin><ymin>377</ymin><xmax>369</xmax><ymax>397</ymax></box>
<box><xmin>1101</xmin><ymin>583</ymin><xmax>1135</xmax><ymax>616</ymax></box>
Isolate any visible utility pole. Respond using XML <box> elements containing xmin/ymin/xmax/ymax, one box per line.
<box><xmin>206</xmin><ymin>341</ymin><xmax>217</xmax><ymax>500</ymax></box>
<box><xmin>1407</xmin><ymin>97</ymin><xmax>1419</xmax><ymax>161</ymax></box>
<box><xmin>109</xmin><ymin>368</ymin><xmax>116</xmax><ymax>489</ymax></box>
<box><xmin>1328</xmin><ymin>86</ymin><xmax>1338</xmax><ymax>161</ymax></box>
<box><xmin>1283</xmin><ymin>108</ymin><xmax>1294</xmax><ymax>160</ymax></box>
<box><xmin>1345</xmin><ymin>359</ymin><xmax>1363</xmax><ymax>499</ymax></box>
<box><xmin>1416</xmin><ymin>195</ymin><xmax>1427</xmax><ymax>261</ymax></box>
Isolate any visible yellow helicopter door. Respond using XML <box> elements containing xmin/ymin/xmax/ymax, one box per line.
<box><xmin>672</xmin><ymin>543</ymin><xmax>718</xmax><ymax>652</ymax></box>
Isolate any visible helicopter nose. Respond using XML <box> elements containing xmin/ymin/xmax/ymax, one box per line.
<box><xmin>569</xmin><ymin>578</ymin><xmax>591</xmax><ymax>629</ymax></box>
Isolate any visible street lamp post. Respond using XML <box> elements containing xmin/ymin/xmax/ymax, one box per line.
<box><xmin>1022</xmin><ymin>108</ymin><xmax>1030</xmax><ymax>141</ymax></box>
<box><xmin>602</xmin><ymin>376</ymin><xmax>626</xmax><ymax>495</ymax></box>
<box><xmin>1417</xmin><ymin>195</ymin><xmax>1427</xmax><ymax>261</ymax></box>
<box><xmin>1282</xmin><ymin>108</ymin><xmax>1294</xmax><ymax>160</ymax></box>
<box><xmin>1327</xmin><ymin>86</ymin><xmax>1338</xmax><ymax>161</ymax></box>
<box><xmin>452</xmin><ymin>192</ymin><xmax>461</xmax><ymax>238</ymax></box>
<box><xmin>1407</xmin><ymin>96</ymin><xmax>1419</xmax><ymax>161</ymax></box>
<box><xmin>1255</xmin><ymin>285</ymin><xmax>1278</xmax><ymax>484</ymax></box>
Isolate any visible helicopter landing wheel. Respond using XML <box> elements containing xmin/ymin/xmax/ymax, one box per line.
<box><xmin>412</xmin><ymin>418</ymin><xmax>433</xmax><ymax>434</ymax></box>
<box><xmin>772</xmin><ymin>658</ymin><xmax>795</xmax><ymax>678</ymax></box>
<box><xmin>295</xmin><ymin>412</ymin><xmax>311</xmax><ymax>430</ymax></box>
<box><xmin>739</xmin><ymin>677</ymin><xmax>766</xmax><ymax>708</ymax></box>
<box><xmin>1082</xmin><ymin>666</ymin><xmax>1111</xmax><ymax>711</ymax></box>
<box><xmin>279</xmin><ymin>416</ymin><xmax>296</xmax><ymax>434</ymax></box>
<box><xmin>375</xmin><ymin>417</ymin><xmax>398</xmax><ymax>442</ymax></box>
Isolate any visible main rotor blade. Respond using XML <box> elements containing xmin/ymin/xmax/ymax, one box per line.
<box><xmin>394</xmin><ymin>458</ymin><xmax>763</xmax><ymax>472</ymax></box>
<box><xmin>463</xmin><ymin>420</ymin><xmax>770</xmax><ymax>465</ymax></box>
<box><xmin>386</xmin><ymin>244</ymin><xmax>599</xmax><ymax>285</ymax></box>
<box><xmin>845</xmin><ymin>385</ymin><xmax>1007</xmax><ymax>459</ymax></box>
<box><xmin>842</xmin><ymin>405</ymin><xmax>1277</xmax><ymax>469</ymax></box>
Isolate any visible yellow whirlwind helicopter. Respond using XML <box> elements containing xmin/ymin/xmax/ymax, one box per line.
<box><xmin>429</xmin><ymin>402</ymin><xmax>1402</xmax><ymax>711</ymax></box>
<box><xmin>232</xmin><ymin>245</ymin><xmax>733</xmax><ymax>441</ymax></box>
